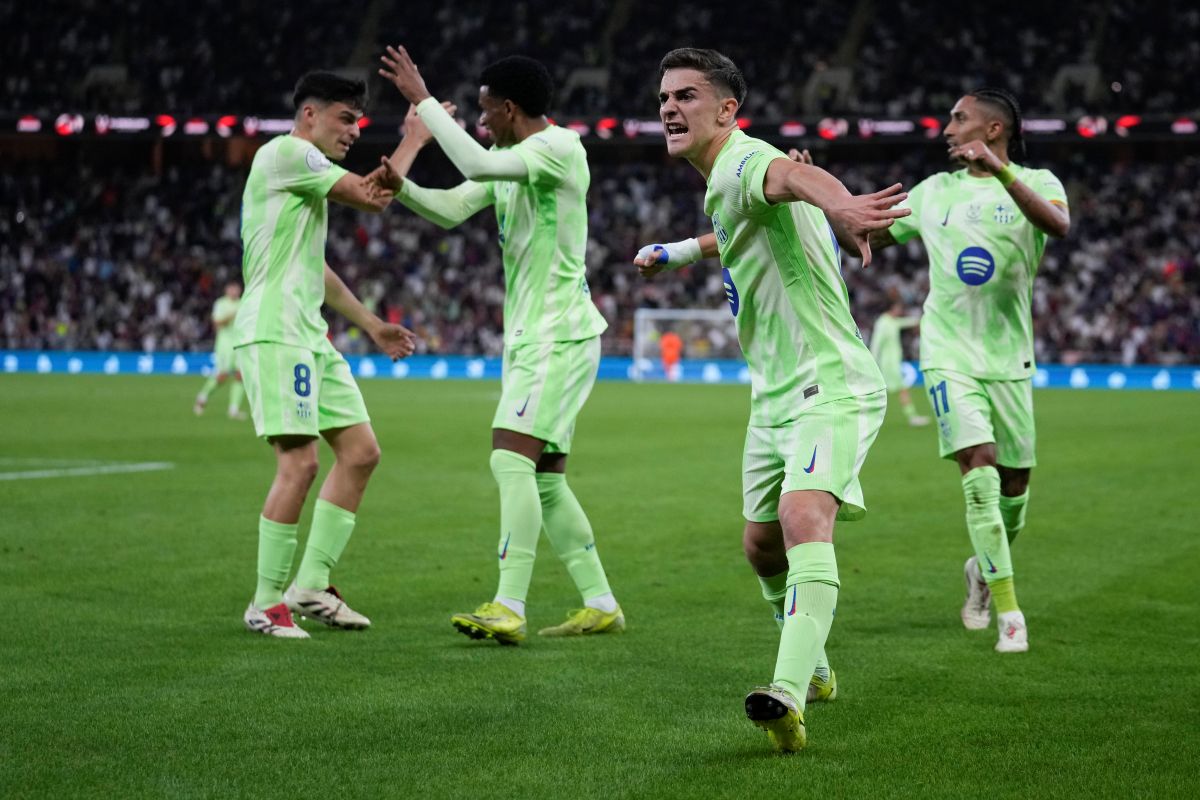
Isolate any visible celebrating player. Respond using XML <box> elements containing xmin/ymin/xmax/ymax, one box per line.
<box><xmin>634</xmin><ymin>48</ymin><xmax>908</xmax><ymax>752</ymax></box>
<box><xmin>869</xmin><ymin>299</ymin><xmax>929</xmax><ymax>427</ymax></box>
<box><xmin>868</xmin><ymin>89</ymin><xmax>1070</xmax><ymax>653</ymax></box>
<box><xmin>236</xmin><ymin>72</ymin><xmax>415</xmax><ymax>639</ymax></box>
<box><xmin>373</xmin><ymin>47</ymin><xmax>623</xmax><ymax>644</ymax></box>
<box><xmin>193</xmin><ymin>280</ymin><xmax>247</xmax><ymax>420</ymax></box>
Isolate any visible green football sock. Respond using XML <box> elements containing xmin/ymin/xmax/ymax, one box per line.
<box><xmin>492</xmin><ymin>449</ymin><xmax>542</xmax><ymax>603</ymax></box>
<box><xmin>999</xmin><ymin>489</ymin><xmax>1030</xmax><ymax>545</ymax></box>
<box><xmin>901</xmin><ymin>398</ymin><xmax>919</xmax><ymax>420</ymax></box>
<box><xmin>963</xmin><ymin>466</ymin><xmax>1016</xmax><ymax>588</ymax></box>
<box><xmin>761</xmin><ymin>570</ymin><xmax>831</xmax><ymax>681</ymax></box>
<box><xmin>759</xmin><ymin>571</ymin><xmax>788</xmax><ymax>629</ymax></box>
<box><xmin>295</xmin><ymin>499</ymin><xmax>356</xmax><ymax>590</ymax></box>
<box><xmin>537</xmin><ymin>472</ymin><xmax>612</xmax><ymax>602</ymax></box>
<box><xmin>227</xmin><ymin>380</ymin><xmax>245</xmax><ymax>414</ymax></box>
<box><xmin>197</xmin><ymin>376</ymin><xmax>218</xmax><ymax>402</ymax></box>
<box><xmin>989</xmin><ymin>576</ymin><xmax>1020</xmax><ymax>614</ymax></box>
<box><xmin>254</xmin><ymin>516</ymin><xmax>299</xmax><ymax>608</ymax></box>
<box><xmin>773</xmin><ymin>542</ymin><xmax>839</xmax><ymax>710</ymax></box>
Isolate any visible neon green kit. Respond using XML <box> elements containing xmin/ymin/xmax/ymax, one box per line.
<box><xmin>889</xmin><ymin>164</ymin><xmax>1067</xmax><ymax>463</ymax></box>
<box><xmin>704</xmin><ymin>130</ymin><xmax>886</xmax><ymax>521</ymax></box>
<box><xmin>869</xmin><ymin>312</ymin><xmax>919</xmax><ymax>392</ymax></box>
<box><xmin>236</xmin><ymin>134</ymin><xmax>367</xmax><ymax>439</ymax></box>
<box><xmin>399</xmin><ymin>124</ymin><xmax>607</xmax><ymax>451</ymax></box>
<box><xmin>211</xmin><ymin>295</ymin><xmax>241</xmax><ymax>373</ymax></box>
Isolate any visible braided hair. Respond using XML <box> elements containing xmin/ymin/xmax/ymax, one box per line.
<box><xmin>968</xmin><ymin>88</ymin><xmax>1025</xmax><ymax>160</ymax></box>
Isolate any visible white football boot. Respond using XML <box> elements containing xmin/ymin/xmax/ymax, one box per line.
<box><xmin>284</xmin><ymin>584</ymin><xmax>371</xmax><ymax>630</ymax></box>
<box><xmin>244</xmin><ymin>601</ymin><xmax>310</xmax><ymax>639</ymax></box>
<box><xmin>996</xmin><ymin>611</ymin><xmax>1029</xmax><ymax>653</ymax></box>
<box><xmin>961</xmin><ymin>556</ymin><xmax>992</xmax><ymax>630</ymax></box>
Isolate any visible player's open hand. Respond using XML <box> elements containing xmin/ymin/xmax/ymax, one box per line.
<box><xmin>379</xmin><ymin>46</ymin><xmax>432</xmax><ymax>105</ymax></box>
<box><xmin>369</xmin><ymin>321</ymin><xmax>417</xmax><ymax>360</ymax></box>
<box><xmin>402</xmin><ymin>101</ymin><xmax>456</xmax><ymax>145</ymax></box>
<box><xmin>364</xmin><ymin>161</ymin><xmax>401</xmax><ymax>194</ymax></box>
<box><xmin>826</xmin><ymin>183</ymin><xmax>910</xmax><ymax>267</ymax></box>
<box><xmin>948</xmin><ymin>139</ymin><xmax>1004</xmax><ymax>174</ymax></box>
<box><xmin>787</xmin><ymin>148</ymin><xmax>813</xmax><ymax>165</ymax></box>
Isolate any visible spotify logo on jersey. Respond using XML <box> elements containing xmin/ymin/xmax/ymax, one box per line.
<box><xmin>956</xmin><ymin>246</ymin><xmax>995</xmax><ymax>285</ymax></box>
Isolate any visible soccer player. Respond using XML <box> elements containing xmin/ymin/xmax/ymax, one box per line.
<box><xmin>633</xmin><ymin>49</ymin><xmax>908</xmax><ymax>752</ymax></box>
<box><xmin>193</xmin><ymin>280</ymin><xmax>247</xmax><ymax>420</ymax></box>
<box><xmin>373</xmin><ymin>47</ymin><xmax>623</xmax><ymax>644</ymax></box>
<box><xmin>869</xmin><ymin>89</ymin><xmax>1070</xmax><ymax>653</ymax></box>
<box><xmin>870</xmin><ymin>300</ymin><xmax>929</xmax><ymax>427</ymax></box>
<box><xmin>236</xmin><ymin>72</ymin><xmax>416</xmax><ymax>639</ymax></box>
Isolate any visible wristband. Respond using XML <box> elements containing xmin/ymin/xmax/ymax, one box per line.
<box><xmin>996</xmin><ymin>165</ymin><xmax>1017</xmax><ymax>188</ymax></box>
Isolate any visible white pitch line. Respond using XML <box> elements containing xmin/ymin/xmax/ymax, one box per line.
<box><xmin>0</xmin><ymin>462</ymin><xmax>176</xmax><ymax>481</ymax></box>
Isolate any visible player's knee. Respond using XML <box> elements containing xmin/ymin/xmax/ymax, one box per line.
<box><xmin>348</xmin><ymin>441</ymin><xmax>381</xmax><ymax>473</ymax></box>
<box><xmin>283</xmin><ymin>455</ymin><xmax>319</xmax><ymax>488</ymax></box>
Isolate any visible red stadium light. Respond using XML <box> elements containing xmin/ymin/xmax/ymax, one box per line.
<box><xmin>357</xmin><ymin>116</ymin><xmax>371</xmax><ymax>129</ymax></box>
<box><xmin>736</xmin><ymin>117</ymin><xmax>751</xmax><ymax>129</ymax></box>
<box><xmin>1075</xmin><ymin>116</ymin><xmax>1106</xmax><ymax>138</ymax></box>
<box><xmin>1115</xmin><ymin>115</ymin><xmax>1141</xmax><ymax>137</ymax></box>
<box><xmin>18</xmin><ymin>115</ymin><xmax>43</xmax><ymax>133</ymax></box>
<box><xmin>55</xmin><ymin>114</ymin><xmax>84</xmax><ymax>136</ymax></box>
<box><xmin>595</xmin><ymin>117</ymin><xmax>617</xmax><ymax>140</ymax></box>
<box><xmin>184</xmin><ymin>118</ymin><xmax>209</xmax><ymax>135</ymax></box>
<box><xmin>216</xmin><ymin>115</ymin><xmax>238</xmax><ymax>138</ymax></box>
<box><xmin>156</xmin><ymin>114</ymin><xmax>177</xmax><ymax>136</ymax></box>
<box><xmin>817</xmin><ymin>118</ymin><xmax>848</xmax><ymax>140</ymax></box>
<box><xmin>919</xmin><ymin>116</ymin><xmax>942</xmax><ymax>138</ymax></box>
<box><xmin>1171</xmin><ymin>118</ymin><xmax>1197</xmax><ymax>134</ymax></box>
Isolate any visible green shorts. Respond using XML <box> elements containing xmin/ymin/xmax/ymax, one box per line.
<box><xmin>879</xmin><ymin>359</ymin><xmax>905</xmax><ymax>393</ymax></box>
<box><xmin>214</xmin><ymin>340</ymin><xmax>238</xmax><ymax>375</ymax></box>
<box><xmin>236</xmin><ymin>340</ymin><xmax>369</xmax><ymax>439</ymax></box>
<box><xmin>922</xmin><ymin>368</ymin><xmax>1036</xmax><ymax>468</ymax></box>
<box><xmin>742</xmin><ymin>390</ymin><xmax>887</xmax><ymax>523</ymax></box>
<box><xmin>492</xmin><ymin>336</ymin><xmax>601</xmax><ymax>454</ymax></box>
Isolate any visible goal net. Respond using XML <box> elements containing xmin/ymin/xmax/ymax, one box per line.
<box><xmin>631</xmin><ymin>307</ymin><xmax>743</xmax><ymax>382</ymax></box>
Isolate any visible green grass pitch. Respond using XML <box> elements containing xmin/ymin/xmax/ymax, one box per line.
<box><xmin>2</xmin><ymin>375</ymin><xmax>1198</xmax><ymax>799</ymax></box>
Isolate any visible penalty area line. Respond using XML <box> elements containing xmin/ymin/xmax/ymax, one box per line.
<box><xmin>0</xmin><ymin>462</ymin><xmax>176</xmax><ymax>482</ymax></box>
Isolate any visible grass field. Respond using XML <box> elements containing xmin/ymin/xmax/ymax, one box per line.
<box><xmin>2</xmin><ymin>375</ymin><xmax>1198</xmax><ymax>799</ymax></box>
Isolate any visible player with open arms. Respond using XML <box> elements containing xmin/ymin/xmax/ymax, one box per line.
<box><xmin>867</xmin><ymin>89</ymin><xmax>1070</xmax><ymax>653</ymax></box>
<box><xmin>236</xmin><ymin>72</ymin><xmax>415</xmax><ymax>638</ymax></box>
<box><xmin>372</xmin><ymin>47</ymin><xmax>623</xmax><ymax>644</ymax></box>
<box><xmin>634</xmin><ymin>49</ymin><xmax>908</xmax><ymax>752</ymax></box>
<box><xmin>193</xmin><ymin>280</ymin><xmax>248</xmax><ymax>420</ymax></box>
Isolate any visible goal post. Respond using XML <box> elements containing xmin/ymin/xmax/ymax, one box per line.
<box><xmin>631</xmin><ymin>307</ymin><xmax>743</xmax><ymax>382</ymax></box>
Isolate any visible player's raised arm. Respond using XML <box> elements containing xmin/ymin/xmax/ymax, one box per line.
<box><xmin>764</xmin><ymin>156</ymin><xmax>910</xmax><ymax>266</ymax></box>
<box><xmin>785</xmin><ymin>147</ymin><xmax>904</xmax><ymax>255</ymax></box>
<box><xmin>378</xmin><ymin>45</ymin><xmax>529</xmax><ymax>182</ymax></box>
<box><xmin>950</xmin><ymin>141</ymin><xmax>1070</xmax><ymax>238</ymax></box>
<box><xmin>322</xmin><ymin>264</ymin><xmax>415</xmax><ymax>360</ymax></box>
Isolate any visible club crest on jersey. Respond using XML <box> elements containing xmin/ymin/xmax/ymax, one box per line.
<box><xmin>722</xmin><ymin>267</ymin><xmax>740</xmax><ymax>316</ymax></box>
<box><xmin>712</xmin><ymin>212</ymin><xmax>728</xmax><ymax>246</ymax></box>
<box><xmin>993</xmin><ymin>203</ymin><xmax>1017</xmax><ymax>224</ymax></box>
<box><xmin>956</xmin><ymin>246</ymin><xmax>995</xmax><ymax>286</ymax></box>
<box><xmin>966</xmin><ymin>203</ymin><xmax>983</xmax><ymax>223</ymax></box>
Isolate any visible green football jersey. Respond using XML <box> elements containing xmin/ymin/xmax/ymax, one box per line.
<box><xmin>212</xmin><ymin>296</ymin><xmax>240</xmax><ymax>353</ymax></box>
<box><xmin>704</xmin><ymin>130</ymin><xmax>885</xmax><ymax>427</ymax></box>
<box><xmin>236</xmin><ymin>134</ymin><xmax>348</xmax><ymax>350</ymax></box>
<box><xmin>888</xmin><ymin>165</ymin><xmax>1067</xmax><ymax>380</ymax></box>
<box><xmin>869</xmin><ymin>313</ymin><xmax>919</xmax><ymax>369</ymax></box>
<box><xmin>484</xmin><ymin>125</ymin><xmax>607</xmax><ymax>345</ymax></box>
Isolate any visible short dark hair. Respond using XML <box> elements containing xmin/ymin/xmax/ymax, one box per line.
<box><xmin>480</xmin><ymin>56</ymin><xmax>554</xmax><ymax>117</ymax></box>
<box><xmin>292</xmin><ymin>71</ymin><xmax>367</xmax><ymax>111</ymax></box>
<box><xmin>968</xmin><ymin>87</ymin><xmax>1026</xmax><ymax>159</ymax></box>
<box><xmin>659</xmin><ymin>48</ymin><xmax>747</xmax><ymax>107</ymax></box>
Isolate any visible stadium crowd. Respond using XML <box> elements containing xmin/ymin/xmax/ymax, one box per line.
<box><xmin>3</xmin><ymin>0</ymin><xmax>1197</xmax><ymax>117</ymax></box>
<box><xmin>2</xmin><ymin>150</ymin><xmax>1197</xmax><ymax>365</ymax></box>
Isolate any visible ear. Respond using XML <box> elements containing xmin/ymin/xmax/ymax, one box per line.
<box><xmin>985</xmin><ymin>117</ymin><xmax>1005</xmax><ymax>144</ymax></box>
<box><xmin>504</xmin><ymin>99</ymin><xmax>518</xmax><ymax>119</ymax></box>
<box><xmin>717</xmin><ymin>98</ymin><xmax>739</xmax><ymax>125</ymax></box>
